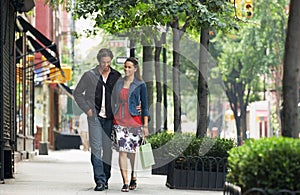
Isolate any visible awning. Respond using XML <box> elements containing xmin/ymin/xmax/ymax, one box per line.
<box><xmin>15</xmin><ymin>16</ymin><xmax>61</xmax><ymax>75</ymax></box>
<box><xmin>57</xmin><ymin>83</ymin><xmax>83</xmax><ymax>116</ymax></box>
<box><xmin>58</xmin><ymin>83</ymin><xmax>73</xmax><ymax>97</ymax></box>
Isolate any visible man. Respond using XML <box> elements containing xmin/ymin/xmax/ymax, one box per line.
<box><xmin>73</xmin><ymin>48</ymin><xmax>121</xmax><ymax>191</ymax></box>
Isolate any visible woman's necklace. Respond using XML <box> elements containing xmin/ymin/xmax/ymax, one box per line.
<box><xmin>124</xmin><ymin>77</ymin><xmax>133</xmax><ymax>88</ymax></box>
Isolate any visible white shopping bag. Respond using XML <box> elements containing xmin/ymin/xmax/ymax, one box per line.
<box><xmin>133</xmin><ymin>146</ymin><xmax>152</xmax><ymax>177</ymax></box>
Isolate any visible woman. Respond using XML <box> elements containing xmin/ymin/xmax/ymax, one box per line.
<box><xmin>112</xmin><ymin>57</ymin><xmax>150</xmax><ymax>192</ymax></box>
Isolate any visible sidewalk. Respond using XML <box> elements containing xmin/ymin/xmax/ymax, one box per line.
<box><xmin>0</xmin><ymin>149</ymin><xmax>223</xmax><ymax>195</ymax></box>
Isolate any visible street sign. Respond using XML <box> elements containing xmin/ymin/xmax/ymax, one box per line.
<box><xmin>116</xmin><ymin>57</ymin><xmax>127</xmax><ymax>64</ymax></box>
<box><xmin>116</xmin><ymin>57</ymin><xmax>139</xmax><ymax>64</ymax></box>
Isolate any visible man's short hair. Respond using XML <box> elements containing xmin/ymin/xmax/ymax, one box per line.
<box><xmin>97</xmin><ymin>48</ymin><xmax>114</xmax><ymax>62</ymax></box>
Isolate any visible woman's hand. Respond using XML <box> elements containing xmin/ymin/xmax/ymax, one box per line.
<box><xmin>142</xmin><ymin>126</ymin><xmax>149</xmax><ymax>137</ymax></box>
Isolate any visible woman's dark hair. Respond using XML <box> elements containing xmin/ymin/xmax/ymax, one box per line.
<box><xmin>125</xmin><ymin>57</ymin><xmax>143</xmax><ymax>81</ymax></box>
<box><xmin>97</xmin><ymin>48</ymin><xmax>114</xmax><ymax>62</ymax></box>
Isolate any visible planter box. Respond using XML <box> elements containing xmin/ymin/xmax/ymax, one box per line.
<box><xmin>166</xmin><ymin>156</ymin><xmax>227</xmax><ymax>190</ymax></box>
<box><xmin>54</xmin><ymin>131</ymin><xmax>82</xmax><ymax>150</ymax></box>
<box><xmin>151</xmin><ymin>156</ymin><xmax>173</xmax><ymax>175</ymax></box>
<box><xmin>152</xmin><ymin>159</ymin><xmax>170</xmax><ymax>175</ymax></box>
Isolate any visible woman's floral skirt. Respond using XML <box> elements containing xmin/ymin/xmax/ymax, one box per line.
<box><xmin>112</xmin><ymin>124</ymin><xmax>143</xmax><ymax>153</ymax></box>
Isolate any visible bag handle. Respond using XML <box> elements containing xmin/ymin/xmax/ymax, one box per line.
<box><xmin>141</xmin><ymin>137</ymin><xmax>148</xmax><ymax>145</ymax></box>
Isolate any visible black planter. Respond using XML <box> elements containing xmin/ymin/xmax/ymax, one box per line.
<box><xmin>151</xmin><ymin>158</ymin><xmax>170</xmax><ymax>175</ymax></box>
<box><xmin>151</xmin><ymin>153</ymin><xmax>174</xmax><ymax>175</ymax></box>
<box><xmin>54</xmin><ymin>131</ymin><xmax>82</xmax><ymax>150</ymax></box>
<box><xmin>166</xmin><ymin>156</ymin><xmax>227</xmax><ymax>190</ymax></box>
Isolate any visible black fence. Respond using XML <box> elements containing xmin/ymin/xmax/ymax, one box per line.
<box><xmin>166</xmin><ymin>156</ymin><xmax>227</xmax><ymax>190</ymax></box>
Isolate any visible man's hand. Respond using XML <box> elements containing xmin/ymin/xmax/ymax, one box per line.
<box><xmin>86</xmin><ymin>109</ymin><xmax>93</xmax><ymax>117</ymax></box>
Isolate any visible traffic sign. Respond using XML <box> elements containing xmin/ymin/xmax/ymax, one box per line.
<box><xmin>116</xmin><ymin>57</ymin><xmax>127</xmax><ymax>64</ymax></box>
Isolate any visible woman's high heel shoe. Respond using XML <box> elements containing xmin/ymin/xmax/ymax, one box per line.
<box><xmin>121</xmin><ymin>184</ymin><xmax>129</xmax><ymax>192</ymax></box>
<box><xmin>129</xmin><ymin>179</ymin><xmax>137</xmax><ymax>190</ymax></box>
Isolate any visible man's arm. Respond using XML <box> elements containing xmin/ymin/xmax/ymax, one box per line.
<box><xmin>73</xmin><ymin>73</ymin><xmax>91</xmax><ymax>114</ymax></box>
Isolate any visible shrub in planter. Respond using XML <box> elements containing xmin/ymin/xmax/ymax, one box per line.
<box><xmin>148</xmin><ymin>131</ymin><xmax>174</xmax><ymax>150</ymax></box>
<box><xmin>148</xmin><ymin>131</ymin><xmax>236</xmax><ymax>189</ymax></box>
<box><xmin>148</xmin><ymin>132</ymin><xmax>235</xmax><ymax>158</ymax></box>
<box><xmin>226</xmin><ymin>137</ymin><xmax>300</xmax><ymax>192</ymax></box>
<box><xmin>166</xmin><ymin>136</ymin><xmax>235</xmax><ymax>190</ymax></box>
<box><xmin>182</xmin><ymin>136</ymin><xmax>235</xmax><ymax>158</ymax></box>
<box><xmin>148</xmin><ymin>131</ymin><xmax>175</xmax><ymax>175</ymax></box>
<box><xmin>148</xmin><ymin>132</ymin><xmax>216</xmax><ymax>174</ymax></box>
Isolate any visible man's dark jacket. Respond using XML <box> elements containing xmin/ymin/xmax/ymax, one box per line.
<box><xmin>73</xmin><ymin>66</ymin><xmax>121</xmax><ymax>119</ymax></box>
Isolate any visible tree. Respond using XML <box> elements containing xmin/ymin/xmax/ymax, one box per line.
<box><xmin>216</xmin><ymin>27</ymin><xmax>264</xmax><ymax>145</ymax></box>
<box><xmin>282</xmin><ymin>0</ymin><xmax>300</xmax><ymax>138</ymax></box>
<box><xmin>197</xmin><ymin>28</ymin><xmax>209</xmax><ymax>137</ymax></box>
<box><xmin>211</xmin><ymin>0</ymin><xmax>290</xmax><ymax>144</ymax></box>
<box><xmin>56</xmin><ymin>0</ymin><xmax>235</xmax><ymax>135</ymax></box>
<box><xmin>252</xmin><ymin>0</ymin><xmax>289</xmax><ymax>136</ymax></box>
<box><xmin>188</xmin><ymin>1</ymin><xmax>235</xmax><ymax>137</ymax></box>
<box><xmin>154</xmin><ymin>0</ymin><xmax>233</xmax><ymax>133</ymax></box>
<box><xmin>153</xmin><ymin>30</ymin><xmax>167</xmax><ymax>131</ymax></box>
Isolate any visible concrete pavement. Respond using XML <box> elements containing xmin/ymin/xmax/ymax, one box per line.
<box><xmin>0</xmin><ymin>149</ymin><xmax>223</xmax><ymax>195</ymax></box>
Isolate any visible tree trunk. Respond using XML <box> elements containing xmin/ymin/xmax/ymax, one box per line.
<box><xmin>172</xmin><ymin>27</ymin><xmax>181</xmax><ymax>133</ymax></box>
<box><xmin>143</xmin><ymin>45</ymin><xmax>154</xmax><ymax>134</ymax></box>
<box><xmin>237</xmin><ymin>81</ymin><xmax>248</xmax><ymax>141</ymax></box>
<box><xmin>234</xmin><ymin>114</ymin><xmax>242</xmax><ymax>144</ymax></box>
<box><xmin>163</xmin><ymin>46</ymin><xmax>168</xmax><ymax>130</ymax></box>
<box><xmin>197</xmin><ymin>28</ymin><xmax>209</xmax><ymax>138</ymax></box>
<box><xmin>154</xmin><ymin>44</ymin><xmax>162</xmax><ymax>132</ymax></box>
<box><xmin>282</xmin><ymin>0</ymin><xmax>300</xmax><ymax>138</ymax></box>
<box><xmin>240</xmin><ymin>103</ymin><xmax>247</xmax><ymax>141</ymax></box>
<box><xmin>274</xmin><ymin>64</ymin><xmax>283</xmax><ymax>136</ymax></box>
<box><xmin>226</xmin><ymin>89</ymin><xmax>241</xmax><ymax>145</ymax></box>
<box><xmin>130</xmin><ymin>39</ymin><xmax>135</xmax><ymax>57</ymax></box>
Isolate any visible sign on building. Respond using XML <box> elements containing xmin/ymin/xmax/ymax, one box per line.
<box><xmin>109</xmin><ymin>40</ymin><xmax>126</xmax><ymax>48</ymax></box>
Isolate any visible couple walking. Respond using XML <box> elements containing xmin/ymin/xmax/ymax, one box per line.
<box><xmin>73</xmin><ymin>48</ymin><xmax>150</xmax><ymax>192</ymax></box>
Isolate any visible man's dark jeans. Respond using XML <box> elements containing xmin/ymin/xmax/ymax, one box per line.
<box><xmin>88</xmin><ymin>116</ymin><xmax>112</xmax><ymax>185</ymax></box>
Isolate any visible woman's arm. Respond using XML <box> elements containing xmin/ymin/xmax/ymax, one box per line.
<box><xmin>140</xmin><ymin>83</ymin><xmax>150</xmax><ymax>117</ymax></box>
<box><xmin>142</xmin><ymin>116</ymin><xmax>149</xmax><ymax>137</ymax></box>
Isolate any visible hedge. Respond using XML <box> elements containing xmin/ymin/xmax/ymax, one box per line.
<box><xmin>226</xmin><ymin>137</ymin><xmax>300</xmax><ymax>192</ymax></box>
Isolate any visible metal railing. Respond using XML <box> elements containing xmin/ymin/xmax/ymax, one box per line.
<box><xmin>167</xmin><ymin>156</ymin><xmax>228</xmax><ymax>190</ymax></box>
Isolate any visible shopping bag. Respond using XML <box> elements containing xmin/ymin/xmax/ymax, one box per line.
<box><xmin>133</xmin><ymin>148</ymin><xmax>152</xmax><ymax>177</ymax></box>
<box><xmin>139</xmin><ymin>141</ymin><xmax>155</xmax><ymax>168</ymax></box>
